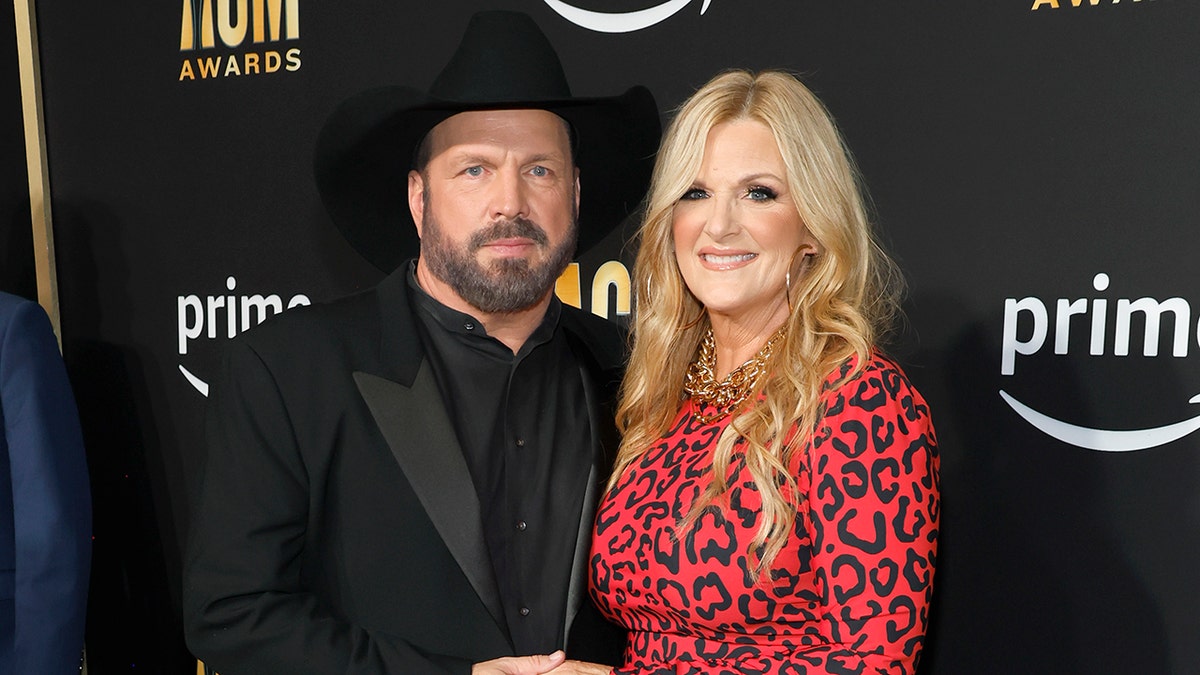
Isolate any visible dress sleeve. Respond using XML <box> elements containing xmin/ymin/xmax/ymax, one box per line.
<box><xmin>798</xmin><ymin>360</ymin><xmax>939</xmax><ymax>674</ymax></box>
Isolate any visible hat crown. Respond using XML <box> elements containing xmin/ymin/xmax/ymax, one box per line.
<box><xmin>430</xmin><ymin>11</ymin><xmax>573</xmax><ymax>104</ymax></box>
<box><xmin>314</xmin><ymin>11</ymin><xmax>660</xmax><ymax>272</ymax></box>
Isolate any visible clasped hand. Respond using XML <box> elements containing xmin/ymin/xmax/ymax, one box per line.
<box><xmin>473</xmin><ymin>650</ymin><xmax>611</xmax><ymax>675</ymax></box>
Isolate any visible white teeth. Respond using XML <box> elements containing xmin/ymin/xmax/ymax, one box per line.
<box><xmin>702</xmin><ymin>253</ymin><xmax>756</xmax><ymax>264</ymax></box>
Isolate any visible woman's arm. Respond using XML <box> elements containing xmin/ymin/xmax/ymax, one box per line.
<box><xmin>800</xmin><ymin>359</ymin><xmax>940</xmax><ymax>674</ymax></box>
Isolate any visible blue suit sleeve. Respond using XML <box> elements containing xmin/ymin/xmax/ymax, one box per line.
<box><xmin>0</xmin><ymin>299</ymin><xmax>92</xmax><ymax>674</ymax></box>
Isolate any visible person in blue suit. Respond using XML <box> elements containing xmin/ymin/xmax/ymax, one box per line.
<box><xmin>0</xmin><ymin>291</ymin><xmax>91</xmax><ymax>674</ymax></box>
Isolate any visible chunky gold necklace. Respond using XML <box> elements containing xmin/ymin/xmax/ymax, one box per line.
<box><xmin>683</xmin><ymin>327</ymin><xmax>786</xmax><ymax>425</ymax></box>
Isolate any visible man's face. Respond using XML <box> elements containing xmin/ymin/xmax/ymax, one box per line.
<box><xmin>408</xmin><ymin>109</ymin><xmax>580</xmax><ymax>314</ymax></box>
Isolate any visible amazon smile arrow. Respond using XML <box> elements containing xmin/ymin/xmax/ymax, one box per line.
<box><xmin>543</xmin><ymin>0</ymin><xmax>712</xmax><ymax>33</ymax></box>
<box><xmin>999</xmin><ymin>390</ymin><xmax>1200</xmax><ymax>452</ymax></box>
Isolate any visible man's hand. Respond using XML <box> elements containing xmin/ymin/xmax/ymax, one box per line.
<box><xmin>549</xmin><ymin>660</ymin><xmax>612</xmax><ymax>675</ymax></box>
<box><xmin>473</xmin><ymin>651</ymin><xmax>567</xmax><ymax>675</ymax></box>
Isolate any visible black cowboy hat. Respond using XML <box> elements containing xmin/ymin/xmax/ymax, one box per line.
<box><xmin>313</xmin><ymin>11</ymin><xmax>661</xmax><ymax>273</ymax></box>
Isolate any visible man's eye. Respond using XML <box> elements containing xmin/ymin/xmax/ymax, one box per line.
<box><xmin>464</xmin><ymin>166</ymin><xmax>484</xmax><ymax>177</ymax></box>
<box><xmin>680</xmin><ymin>188</ymin><xmax>708</xmax><ymax>201</ymax></box>
<box><xmin>530</xmin><ymin>166</ymin><xmax>549</xmax><ymax>177</ymax></box>
<box><xmin>747</xmin><ymin>186</ymin><xmax>778</xmax><ymax>201</ymax></box>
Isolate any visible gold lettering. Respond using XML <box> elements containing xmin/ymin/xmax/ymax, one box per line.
<box><xmin>201</xmin><ymin>0</ymin><xmax>215</xmax><ymax>48</ymax></box>
<box><xmin>253</xmin><ymin>0</ymin><xmax>300</xmax><ymax>43</ymax></box>
<box><xmin>181</xmin><ymin>0</ymin><xmax>194</xmax><ymax>49</ymax></box>
<box><xmin>555</xmin><ymin>263</ymin><xmax>582</xmax><ymax>309</ymax></box>
<box><xmin>285</xmin><ymin>0</ymin><xmax>300</xmax><ymax>39</ymax></box>
<box><xmin>200</xmin><ymin>0</ymin><xmax>214</xmax><ymax>46</ymax></box>
<box><xmin>1031</xmin><ymin>0</ymin><xmax>1059</xmax><ymax>7</ymax></box>
<box><xmin>285</xmin><ymin>48</ymin><xmax>302</xmax><ymax>71</ymax></box>
<box><xmin>179</xmin><ymin>59</ymin><xmax>196</xmax><ymax>80</ymax></box>
<box><xmin>218</xmin><ymin>0</ymin><xmax>249</xmax><ymax>47</ymax></box>
<box><xmin>591</xmin><ymin>261</ymin><xmax>631</xmax><ymax>319</ymax></box>
<box><xmin>265</xmin><ymin>50</ymin><xmax>281</xmax><ymax>73</ymax></box>
<box><xmin>197</xmin><ymin>56</ymin><xmax>222</xmax><ymax>78</ymax></box>
<box><xmin>244</xmin><ymin>52</ymin><xmax>260</xmax><ymax>74</ymax></box>
<box><xmin>180</xmin><ymin>0</ymin><xmax>217</xmax><ymax>49</ymax></box>
<box><xmin>224</xmin><ymin>54</ymin><xmax>243</xmax><ymax>76</ymax></box>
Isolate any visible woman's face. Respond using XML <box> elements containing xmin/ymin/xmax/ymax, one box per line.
<box><xmin>672</xmin><ymin>119</ymin><xmax>817</xmax><ymax>327</ymax></box>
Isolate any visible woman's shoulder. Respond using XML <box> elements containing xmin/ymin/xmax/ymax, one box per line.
<box><xmin>819</xmin><ymin>350</ymin><xmax>931</xmax><ymax>421</ymax></box>
<box><xmin>801</xmin><ymin>351</ymin><xmax>937</xmax><ymax>477</ymax></box>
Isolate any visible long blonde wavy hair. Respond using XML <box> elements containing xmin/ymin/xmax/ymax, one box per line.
<box><xmin>612</xmin><ymin>69</ymin><xmax>903</xmax><ymax>576</ymax></box>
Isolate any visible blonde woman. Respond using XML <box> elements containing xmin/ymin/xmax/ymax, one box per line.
<box><xmin>588</xmin><ymin>70</ymin><xmax>940</xmax><ymax>674</ymax></box>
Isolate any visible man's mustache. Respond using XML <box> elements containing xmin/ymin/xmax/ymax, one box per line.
<box><xmin>469</xmin><ymin>218</ymin><xmax>549</xmax><ymax>251</ymax></box>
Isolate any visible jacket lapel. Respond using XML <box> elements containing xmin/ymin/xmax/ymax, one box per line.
<box><xmin>563</xmin><ymin>461</ymin><xmax>598</xmax><ymax>645</ymax></box>
<box><xmin>352</xmin><ymin>368</ymin><xmax>508</xmax><ymax>640</ymax></box>
<box><xmin>560</xmin><ymin>327</ymin><xmax>623</xmax><ymax>643</ymax></box>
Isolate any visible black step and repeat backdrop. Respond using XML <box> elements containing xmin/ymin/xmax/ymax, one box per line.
<box><xmin>1</xmin><ymin>0</ymin><xmax>33</xmax><ymax>300</ymax></box>
<box><xmin>24</xmin><ymin>1</ymin><xmax>1200</xmax><ymax>672</ymax></box>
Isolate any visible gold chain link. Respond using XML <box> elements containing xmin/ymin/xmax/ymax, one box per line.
<box><xmin>683</xmin><ymin>326</ymin><xmax>786</xmax><ymax>425</ymax></box>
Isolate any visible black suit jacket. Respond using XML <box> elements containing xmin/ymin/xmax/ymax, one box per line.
<box><xmin>183</xmin><ymin>268</ymin><xmax>625</xmax><ymax>674</ymax></box>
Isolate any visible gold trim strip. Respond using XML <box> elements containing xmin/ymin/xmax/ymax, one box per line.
<box><xmin>13</xmin><ymin>0</ymin><xmax>59</xmax><ymax>341</ymax></box>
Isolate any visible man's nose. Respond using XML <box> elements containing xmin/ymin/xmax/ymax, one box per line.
<box><xmin>490</xmin><ymin>168</ymin><xmax>529</xmax><ymax>220</ymax></box>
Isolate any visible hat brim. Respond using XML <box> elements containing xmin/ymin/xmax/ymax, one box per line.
<box><xmin>314</xmin><ymin>86</ymin><xmax>660</xmax><ymax>272</ymax></box>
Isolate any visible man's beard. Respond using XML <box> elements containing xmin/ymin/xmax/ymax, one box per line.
<box><xmin>420</xmin><ymin>204</ymin><xmax>578</xmax><ymax>315</ymax></box>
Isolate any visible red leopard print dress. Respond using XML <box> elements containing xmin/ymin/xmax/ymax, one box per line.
<box><xmin>589</xmin><ymin>355</ymin><xmax>939</xmax><ymax>674</ymax></box>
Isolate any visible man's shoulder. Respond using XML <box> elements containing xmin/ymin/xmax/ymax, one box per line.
<box><xmin>0</xmin><ymin>293</ymin><xmax>59</xmax><ymax>360</ymax></box>
<box><xmin>0</xmin><ymin>291</ymin><xmax>26</xmax><ymax>317</ymax></box>
<box><xmin>235</xmin><ymin>285</ymin><xmax>390</xmax><ymax>359</ymax></box>
<box><xmin>559</xmin><ymin>305</ymin><xmax>627</xmax><ymax>371</ymax></box>
<box><xmin>0</xmin><ymin>292</ymin><xmax>42</xmax><ymax>330</ymax></box>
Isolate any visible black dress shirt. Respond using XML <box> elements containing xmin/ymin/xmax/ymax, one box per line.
<box><xmin>408</xmin><ymin>266</ymin><xmax>592</xmax><ymax>655</ymax></box>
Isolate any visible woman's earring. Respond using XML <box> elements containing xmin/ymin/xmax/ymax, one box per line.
<box><xmin>785</xmin><ymin>245</ymin><xmax>819</xmax><ymax>312</ymax></box>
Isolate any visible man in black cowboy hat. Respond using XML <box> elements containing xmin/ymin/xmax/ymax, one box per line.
<box><xmin>183</xmin><ymin>10</ymin><xmax>658</xmax><ymax>675</ymax></box>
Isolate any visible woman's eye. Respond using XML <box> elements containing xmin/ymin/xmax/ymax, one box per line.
<box><xmin>680</xmin><ymin>188</ymin><xmax>708</xmax><ymax>201</ymax></box>
<box><xmin>747</xmin><ymin>186</ymin><xmax>777</xmax><ymax>201</ymax></box>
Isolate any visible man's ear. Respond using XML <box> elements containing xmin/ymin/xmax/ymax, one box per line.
<box><xmin>573</xmin><ymin>167</ymin><xmax>581</xmax><ymax>214</ymax></box>
<box><xmin>408</xmin><ymin>170</ymin><xmax>425</xmax><ymax>237</ymax></box>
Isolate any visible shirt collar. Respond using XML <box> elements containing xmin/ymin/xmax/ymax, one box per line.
<box><xmin>406</xmin><ymin>259</ymin><xmax>562</xmax><ymax>355</ymax></box>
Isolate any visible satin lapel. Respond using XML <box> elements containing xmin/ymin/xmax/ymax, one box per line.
<box><xmin>563</xmin><ymin>462</ymin><xmax>598</xmax><ymax>645</ymax></box>
<box><xmin>352</xmin><ymin>368</ymin><xmax>508</xmax><ymax>638</ymax></box>
<box><xmin>562</xmin><ymin>353</ymin><xmax>611</xmax><ymax>644</ymax></box>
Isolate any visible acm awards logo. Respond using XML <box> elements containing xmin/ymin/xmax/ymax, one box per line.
<box><xmin>543</xmin><ymin>0</ymin><xmax>712</xmax><ymax>33</ymax></box>
<box><xmin>178</xmin><ymin>0</ymin><xmax>301</xmax><ymax>81</ymax></box>
<box><xmin>174</xmin><ymin>265</ymin><xmax>631</xmax><ymax>396</ymax></box>
<box><xmin>1000</xmin><ymin>273</ymin><xmax>1200</xmax><ymax>452</ymax></box>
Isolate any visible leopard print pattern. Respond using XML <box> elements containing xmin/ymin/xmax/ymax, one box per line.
<box><xmin>589</xmin><ymin>355</ymin><xmax>939</xmax><ymax>674</ymax></box>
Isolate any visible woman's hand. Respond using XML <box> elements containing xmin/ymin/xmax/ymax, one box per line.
<box><xmin>473</xmin><ymin>651</ymin><xmax>567</xmax><ymax>675</ymax></box>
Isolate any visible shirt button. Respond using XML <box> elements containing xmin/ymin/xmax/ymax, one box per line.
<box><xmin>515</xmin><ymin>438</ymin><xmax>526</xmax><ymax>447</ymax></box>
<box><xmin>516</xmin><ymin>520</ymin><xmax>527</xmax><ymax>531</ymax></box>
<box><xmin>519</xmin><ymin>607</ymin><xmax>530</xmax><ymax>616</ymax></box>
<box><xmin>463</xmin><ymin>322</ymin><xmax>475</xmax><ymax>331</ymax></box>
